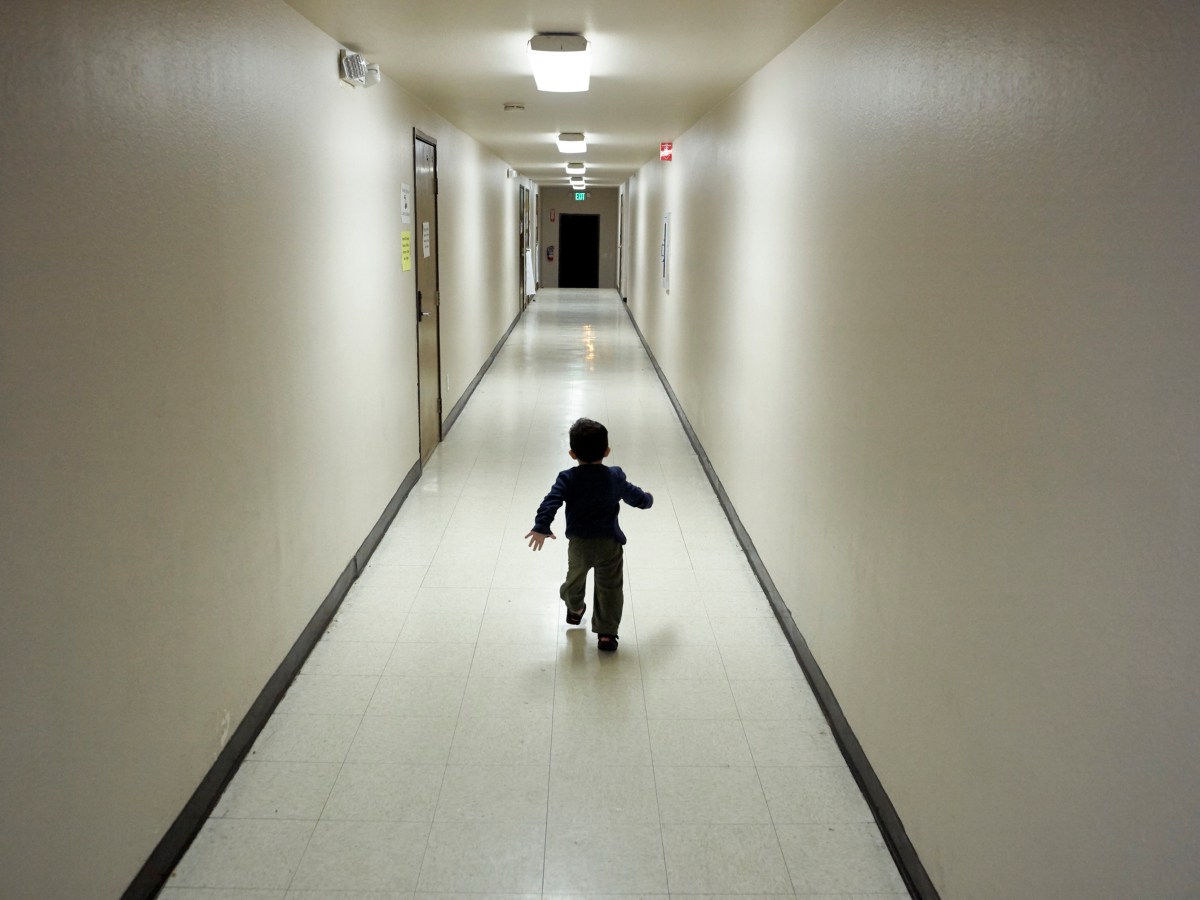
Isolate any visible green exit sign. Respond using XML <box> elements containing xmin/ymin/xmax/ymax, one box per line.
<box><xmin>574</xmin><ymin>192</ymin><xmax>586</xmax><ymax>201</ymax></box>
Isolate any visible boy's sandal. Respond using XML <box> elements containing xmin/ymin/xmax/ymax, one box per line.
<box><xmin>597</xmin><ymin>634</ymin><xmax>618</xmax><ymax>652</ymax></box>
<box><xmin>566</xmin><ymin>604</ymin><xmax>586</xmax><ymax>625</ymax></box>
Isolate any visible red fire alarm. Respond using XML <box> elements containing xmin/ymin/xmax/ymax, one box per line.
<box><xmin>550</xmin><ymin>209</ymin><xmax>556</xmax><ymax>222</ymax></box>
<box><xmin>659</xmin><ymin>142</ymin><xmax>673</xmax><ymax>161</ymax></box>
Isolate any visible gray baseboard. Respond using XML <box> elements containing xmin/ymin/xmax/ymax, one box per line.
<box><xmin>621</xmin><ymin>302</ymin><xmax>941</xmax><ymax>900</ymax></box>
<box><xmin>123</xmin><ymin>460</ymin><xmax>422</xmax><ymax>900</ymax></box>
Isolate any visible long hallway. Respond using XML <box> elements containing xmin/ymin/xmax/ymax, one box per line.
<box><xmin>162</xmin><ymin>289</ymin><xmax>907</xmax><ymax>897</ymax></box>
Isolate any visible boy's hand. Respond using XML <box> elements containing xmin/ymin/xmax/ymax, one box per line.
<box><xmin>525</xmin><ymin>530</ymin><xmax>555</xmax><ymax>550</ymax></box>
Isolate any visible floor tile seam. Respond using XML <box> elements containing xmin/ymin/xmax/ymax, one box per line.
<box><xmin>209</xmin><ymin>808</ymin><xmax>330</xmax><ymax>824</ymax></box>
<box><xmin>540</xmin><ymin>296</ymin><xmax>638</xmax><ymax>897</ymax></box>
<box><xmin>613</xmin><ymin>291</ymin><xmax>801</xmax><ymax>894</ymax></box>
<box><xmin>527</xmin><ymin>299</ymin><xmax>744</xmax><ymax>890</ymax></box>
<box><xmin>434</xmin><ymin>321</ymin><xmax>551</xmax><ymax>887</ymax></box>
<box><xmin>410</xmin><ymin>674</ymin><xmax>470</xmax><ymax>892</ymax></box>
<box><xmin>541</xmin><ymin>608</ymin><xmax>558</xmax><ymax>895</ymax></box>
<box><xmin>420</xmin><ymin>440</ymin><xmax>480</xmax><ymax>728</ymax></box>
<box><xmin>176</xmin><ymin>816</ymin><xmax>318</xmax><ymax>892</ymax></box>
<box><xmin>634</xmin><ymin>627</ymin><xmax>672</xmax><ymax>897</ymax></box>
<box><xmin>742</xmin><ymin>716</ymin><xmax>803</xmax><ymax>898</ymax></box>
<box><xmin>373</xmin><ymin>616</ymin><xmax>415</xmax><ymax>683</ymax></box>
<box><xmin>278</xmin><ymin>705</ymin><xmax>371</xmax><ymax>893</ymax></box>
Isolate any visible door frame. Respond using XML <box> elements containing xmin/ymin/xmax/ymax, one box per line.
<box><xmin>519</xmin><ymin>183</ymin><xmax>530</xmax><ymax>310</ymax></box>
<box><xmin>413</xmin><ymin>128</ymin><xmax>442</xmax><ymax>463</ymax></box>
<box><xmin>616</xmin><ymin>189</ymin><xmax>624</xmax><ymax>299</ymax></box>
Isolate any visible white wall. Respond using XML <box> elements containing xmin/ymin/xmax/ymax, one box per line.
<box><xmin>627</xmin><ymin>1</ymin><xmax>1200</xmax><ymax>897</ymax></box>
<box><xmin>0</xmin><ymin>1</ymin><xmax>521</xmax><ymax>895</ymax></box>
<box><xmin>436</xmin><ymin>140</ymin><xmax>530</xmax><ymax>404</ymax></box>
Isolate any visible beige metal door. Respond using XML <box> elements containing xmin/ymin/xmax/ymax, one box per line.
<box><xmin>518</xmin><ymin>185</ymin><xmax>528</xmax><ymax>309</ymax></box>
<box><xmin>414</xmin><ymin>132</ymin><xmax>441</xmax><ymax>463</ymax></box>
<box><xmin>616</xmin><ymin>191</ymin><xmax>624</xmax><ymax>297</ymax></box>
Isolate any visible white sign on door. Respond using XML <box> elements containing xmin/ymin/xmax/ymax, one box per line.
<box><xmin>422</xmin><ymin>222</ymin><xmax>431</xmax><ymax>258</ymax></box>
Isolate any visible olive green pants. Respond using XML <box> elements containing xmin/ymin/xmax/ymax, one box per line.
<box><xmin>560</xmin><ymin>537</ymin><xmax>625</xmax><ymax>636</ymax></box>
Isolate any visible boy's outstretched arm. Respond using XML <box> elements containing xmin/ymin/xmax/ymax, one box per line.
<box><xmin>528</xmin><ymin>473</ymin><xmax>568</xmax><ymax>551</ymax></box>
<box><xmin>525</xmin><ymin>530</ymin><xmax>556</xmax><ymax>550</ymax></box>
<box><xmin>621</xmin><ymin>481</ymin><xmax>654</xmax><ymax>510</ymax></box>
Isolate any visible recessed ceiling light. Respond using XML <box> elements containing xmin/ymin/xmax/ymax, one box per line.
<box><xmin>565</xmin><ymin>161</ymin><xmax>586</xmax><ymax>175</ymax></box>
<box><xmin>528</xmin><ymin>34</ymin><xmax>591</xmax><ymax>92</ymax></box>
<box><xmin>556</xmin><ymin>132</ymin><xmax>587</xmax><ymax>153</ymax></box>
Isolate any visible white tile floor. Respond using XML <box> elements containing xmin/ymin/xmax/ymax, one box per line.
<box><xmin>161</xmin><ymin>289</ymin><xmax>908</xmax><ymax>899</ymax></box>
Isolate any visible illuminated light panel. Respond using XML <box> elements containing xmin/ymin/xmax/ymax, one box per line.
<box><xmin>557</xmin><ymin>132</ymin><xmax>587</xmax><ymax>153</ymax></box>
<box><xmin>528</xmin><ymin>34</ymin><xmax>591</xmax><ymax>92</ymax></box>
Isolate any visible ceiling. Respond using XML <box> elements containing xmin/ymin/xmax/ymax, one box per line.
<box><xmin>284</xmin><ymin>0</ymin><xmax>841</xmax><ymax>187</ymax></box>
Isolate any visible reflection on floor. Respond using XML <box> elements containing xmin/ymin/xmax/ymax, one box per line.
<box><xmin>163</xmin><ymin>288</ymin><xmax>908</xmax><ymax>898</ymax></box>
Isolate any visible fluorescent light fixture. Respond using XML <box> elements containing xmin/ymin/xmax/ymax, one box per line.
<box><xmin>557</xmin><ymin>132</ymin><xmax>587</xmax><ymax>153</ymax></box>
<box><xmin>565</xmin><ymin>162</ymin><xmax>586</xmax><ymax>175</ymax></box>
<box><xmin>570</xmin><ymin>177</ymin><xmax>586</xmax><ymax>188</ymax></box>
<box><xmin>528</xmin><ymin>34</ymin><xmax>591</xmax><ymax>92</ymax></box>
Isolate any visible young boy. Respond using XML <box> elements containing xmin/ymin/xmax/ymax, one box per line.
<box><xmin>525</xmin><ymin>417</ymin><xmax>653</xmax><ymax>651</ymax></box>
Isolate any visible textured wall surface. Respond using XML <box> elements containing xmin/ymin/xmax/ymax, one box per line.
<box><xmin>628</xmin><ymin>1</ymin><xmax>1200</xmax><ymax>897</ymax></box>
<box><xmin>435</xmin><ymin>129</ymin><xmax>529</xmax><ymax>404</ymax></box>
<box><xmin>0</xmin><ymin>1</ymin><xmax>520</xmax><ymax>895</ymax></box>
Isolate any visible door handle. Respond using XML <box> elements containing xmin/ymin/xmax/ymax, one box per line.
<box><xmin>416</xmin><ymin>290</ymin><xmax>435</xmax><ymax>321</ymax></box>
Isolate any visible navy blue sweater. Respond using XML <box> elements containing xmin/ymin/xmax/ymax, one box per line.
<box><xmin>532</xmin><ymin>464</ymin><xmax>653</xmax><ymax>545</ymax></box>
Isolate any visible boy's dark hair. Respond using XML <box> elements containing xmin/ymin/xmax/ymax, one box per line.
<box><xmin>569</xmin><ymin>417</ymin><xmax>608</xmax><ymax>463</ymax></box>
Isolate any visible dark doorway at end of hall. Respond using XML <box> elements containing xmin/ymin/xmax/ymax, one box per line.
<box><xmin>558</xmin><ymin>213</ymin><xmax>600</xmax><ymax>288</ymax></box>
